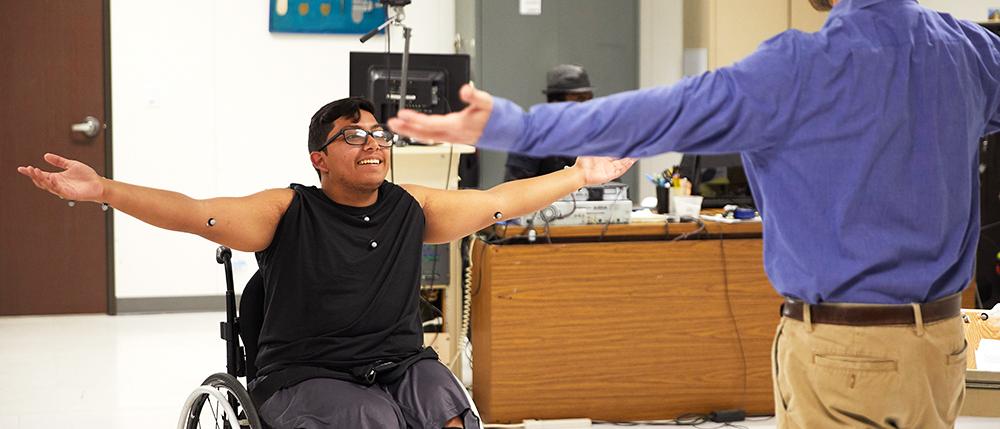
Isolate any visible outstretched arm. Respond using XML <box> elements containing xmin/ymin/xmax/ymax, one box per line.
<box><xmin>389</xmin><ymin>33</ymin><xmax>805</xmax><ymax>157</ymax></box>
<box><xmin>403</xmin><ymin>156</ymin><xmax>635</xmax><ymax>244</ymax></box>
<box><xmin>18</xmin><ymin>153</ymin><xmax>292</xmax><ymax>252</ymax></box>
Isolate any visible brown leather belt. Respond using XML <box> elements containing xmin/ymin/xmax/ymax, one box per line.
<box><xmin>781</xmin><ymin>293</ymin><xmax>961</xmax><ymax>326</ymax></box>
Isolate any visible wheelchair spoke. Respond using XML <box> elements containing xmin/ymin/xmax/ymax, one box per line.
<box><xmin>211</xmin><ymin>397</ymin><xmax>222</xmax><ymax>429</ymax></box>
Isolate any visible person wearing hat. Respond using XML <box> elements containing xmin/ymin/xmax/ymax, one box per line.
<box><xmin>503</xmin><ymin>64</ymin><xmax>594</xmax><ymax>181</ymax></box>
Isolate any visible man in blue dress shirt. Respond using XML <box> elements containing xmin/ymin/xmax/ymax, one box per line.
<box><xmin>390</xmin><ymin>0</ymin><xmax>1000</xmax><ymax>427</ymax></box>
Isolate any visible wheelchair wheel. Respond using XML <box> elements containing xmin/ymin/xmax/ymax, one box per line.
<box><xmin>177</xmin><ymin>372</ymin><xmax>263</xmax><ymax>429</ymax></box>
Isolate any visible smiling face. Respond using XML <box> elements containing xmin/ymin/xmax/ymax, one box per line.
<box><xmin>310</xmin><ymin>110</ymin><xmax>391</xmax><ymax>195</ymax></box>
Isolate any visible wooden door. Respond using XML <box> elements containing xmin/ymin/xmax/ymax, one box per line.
<box><xmin>0</xmin><ymin>0</ymin><xmax>111</xmax><ymax>315</ymax></box>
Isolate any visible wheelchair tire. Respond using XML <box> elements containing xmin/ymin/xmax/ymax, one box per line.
<box><xmin>177</xmin><ymin>372</ymin><xmax>264</xmax><ymax>429</ymax></box>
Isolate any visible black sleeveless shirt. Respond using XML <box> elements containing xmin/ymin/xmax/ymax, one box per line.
<box><xmin>252</xmin><ymin>181</ymin><xmax>426</xmax><ymax>392</ymax></box>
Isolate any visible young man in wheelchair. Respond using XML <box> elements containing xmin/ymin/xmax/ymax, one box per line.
<box><xmin>18</xmin><ymin>97</ymin><xmax>634</xmax><ymax>429</ymax></box>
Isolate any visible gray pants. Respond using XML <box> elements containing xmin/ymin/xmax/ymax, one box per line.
<box><xmin>259</xmin><ymin>360</ymin><xmax>481</xmax><ymax>429</ymax></box>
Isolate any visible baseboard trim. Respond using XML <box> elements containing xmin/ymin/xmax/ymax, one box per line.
<box><xmin>116</xmin><ymin>295</ymin><xmax>239</xmax><ymax>314</ymax></box>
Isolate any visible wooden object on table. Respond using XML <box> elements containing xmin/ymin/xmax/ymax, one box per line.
<box><xmin>471</xmin><ymin>221</ymin><xmax>780</xmax><ymax>422</ymax></box>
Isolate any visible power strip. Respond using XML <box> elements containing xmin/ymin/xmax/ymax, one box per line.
<box><xmin>523</xmin><ymin>418</ymin><xmax>592</xmax><ymax>429</ymax></box>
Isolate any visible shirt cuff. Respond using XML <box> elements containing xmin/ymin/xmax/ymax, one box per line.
<box><xmin>478</xmin><ymin>97</ymin><xmax>524</xmax><ymax>152</ymax></box>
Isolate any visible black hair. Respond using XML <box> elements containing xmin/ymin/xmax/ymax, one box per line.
<box><xmin>308</xmin><ymin>97</ymin><xmax>377</xmax><ymax>152</ymax></box>
<box><xmin>308</xmin><ymin>97</ymin><xmax>377</xmax><ymax>179</ymax></box>
<box><xmin>547</xmin><ymin>93</ymin><xmax>568</xmax><ymax>103</ymax></box>
<box><xmin>547</xmin><ymin>91</ymin><xmax>594</xmax><ymax>103</ymax></box>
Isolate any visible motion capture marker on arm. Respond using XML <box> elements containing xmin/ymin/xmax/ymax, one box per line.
<box><xmin>207</xmin><ymin>217</ymin><xmax>217</xmax><ymax>227</ymax></box>
<box><xmin>493</xmin><ymin>211</ymin><xmax>503</xmax><ymax>220</ymax></box>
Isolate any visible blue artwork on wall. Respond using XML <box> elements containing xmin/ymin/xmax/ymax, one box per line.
<box><xmin>270</xmin><ymin>0</ymin><xmax>388</xmax><ymax>34</ymax></box>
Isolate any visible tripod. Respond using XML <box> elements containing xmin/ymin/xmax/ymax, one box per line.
<box><xmin>360</xmin><ymin>1</ymin><xmax>414</xmax><ymax>115</ymax></box>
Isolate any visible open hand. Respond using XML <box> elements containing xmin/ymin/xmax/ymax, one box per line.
<box><xmin>17</xmin><ymin>153</ymin><xmax>105</xmax><ymax>202</ymax></box>
<box><xmin>573</xmin><ymin>156</ymin><xmax>636</xmax><ymax>186</ymax></box>
<box><xmin>387</xmin><ymin>83</ymin><xmax>493</xmax><ymax>145</ymax></box>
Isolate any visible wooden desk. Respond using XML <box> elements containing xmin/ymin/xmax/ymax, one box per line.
<box><xmin>471</xmin><ymin>221</ymin><xmax>779</xmax><ymax>422</ymax></box>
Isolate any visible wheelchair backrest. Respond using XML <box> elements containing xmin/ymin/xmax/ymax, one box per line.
<box><xmin>239</xmin><ymin>270</ymin><xmax>265</xmax><ymax>382</ymax></box>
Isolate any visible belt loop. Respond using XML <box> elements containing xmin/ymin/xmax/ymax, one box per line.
<box><xmin>803</xmin><ymin>303</ymin><xmax>814</xmax><ymax>333</ymax></box>
<box><xmin>912</xmin><ymin>303</ymin><xmax>925</xmax><ymax>336</ymax></box>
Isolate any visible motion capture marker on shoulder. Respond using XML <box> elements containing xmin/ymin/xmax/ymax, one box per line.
<box><xmin>493</xmin><ymin>211</ymin><xmax>503</xmax><ymax>220</ymax></box>
<box><xmin>101</xmin><ymin>203</ymin><xmax>110</xmax><ymax>212</ymax></box>
<box><xmin>370</xmin><ymin>240</ymin><xmax>378</xmax><ymax>248</ymax></box>
<box><xmin>207</xmin><ymin>217</ymin><xmax>217</xmax><ymax>227</ymax></box>
<box><xmin>67</xmin><ymin>200</ymin><xmax>76</xmax><ymax>207</ymax></box>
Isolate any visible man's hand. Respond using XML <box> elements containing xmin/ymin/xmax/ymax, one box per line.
<box><xmin>17</xmin><ymin>153</ymin><xmax>105</xmax><ymax>202</ymax></box>
<box><xmin>387</xmin><ymin>83</ymin><xmax>493</xmax><ymax>145</ymax></box>
<box><xmin>572</xmin><ymin>156</ymin><xmax>636</xmax><ymax>186</ymax></box>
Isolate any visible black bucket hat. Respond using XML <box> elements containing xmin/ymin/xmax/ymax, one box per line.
<box><xmin>542</xmin><ymin>64</ymin><xmax>593</xmax><ymax>95</ymax></box>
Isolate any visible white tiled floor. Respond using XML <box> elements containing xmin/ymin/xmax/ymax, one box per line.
<box><xmin>0</xmin><ymin>312</ymin><xmax>997</xmax><ymax>429</ymax></box>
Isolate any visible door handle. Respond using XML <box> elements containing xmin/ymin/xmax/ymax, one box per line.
<box><xmin>71</xmin><ymin>116</ymin><xmax>101</xmax><ymax>138</ymax></box>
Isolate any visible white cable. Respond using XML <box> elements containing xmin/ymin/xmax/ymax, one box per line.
<box><xmin>449</xmin><ymin>236</ymin><xmax>475</xmax><ymax>371</ymax></box>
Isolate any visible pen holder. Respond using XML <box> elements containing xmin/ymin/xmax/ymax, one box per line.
<box><xmin>655</xmin><ymin>186</ymin><xmax>669</xmax><ymax>214</ymax></box>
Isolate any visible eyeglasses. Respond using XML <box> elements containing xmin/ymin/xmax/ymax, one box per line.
<box><xmin>321</xmin><ymin>126</ymin><xmax>397</xmax><ymax>150</ymax></box>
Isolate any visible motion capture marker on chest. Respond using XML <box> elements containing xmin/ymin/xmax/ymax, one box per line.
<box><xmin>363</xmin><ymin>215</ymin><xmax>371</xmax><ymax>222</ymax></box>
<box><xmin>370</xmin><ymin>240</ymin><xmax>378</xmax><ymax>248</ymax></box>
<box><xmin>207</xmin><ymin>217</ymin><xmax>217</xmax><ymax>227</ymax></box>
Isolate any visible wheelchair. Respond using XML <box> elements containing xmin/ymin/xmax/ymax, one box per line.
<box><xmin>177</xmin><ymin>246</ymin><xmax>267</xmax><ymax>429</ymax></box>
<box><xmin>177</xmin><ymin>246</ymin><xmax>482</xmax><ymax>429</ymax></box>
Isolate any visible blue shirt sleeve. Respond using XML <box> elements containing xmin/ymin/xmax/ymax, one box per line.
<box><xmin>479</xmin><ymin>31</ymin><xmax>810</xmax><ymax>158</ymax></box>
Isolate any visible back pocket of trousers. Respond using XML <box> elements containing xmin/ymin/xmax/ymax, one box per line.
<box><xmin>813</xmin><ymin>354</ymin><xmax>898</xmax><ymax>372</ymax></box>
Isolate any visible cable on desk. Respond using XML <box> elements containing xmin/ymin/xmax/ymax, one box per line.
<box><xmin>537</xmin><ymin>192</ymin><xmax>575</xmax><ymax>244</ymax></box>
<box><xmin>671</xmin><ymin>215</ymin><xmax>706</xmax><ymax>241</ymax></box>
<box><xmin>598</xmin><ymin>185</ymin><xmax>628</xmax><ymax>242</ymax></box>
<box><xmin>593</xmin><ymin>413</ymin><xmax>750</xmax><ymax>428</ymax></box>
<box><xmin>717</xmin><ymin>228</ymin><xmax>749</xmax><ymax>408</ymax></box>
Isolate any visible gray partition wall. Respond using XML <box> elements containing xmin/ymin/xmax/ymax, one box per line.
<box><xmin>456</xmin><ymin>0</ymin><xmax>640</xmax><ymax>200</ymax></box>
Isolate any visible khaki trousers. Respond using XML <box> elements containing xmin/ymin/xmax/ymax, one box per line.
<box><xmin>772</xmin><ymin>314</ymin><xmax>967</xmax><ymax>428</ymax></box>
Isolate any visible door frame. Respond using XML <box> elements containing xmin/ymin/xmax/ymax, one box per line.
<box><xmin>102</xmin><ymin>0</ymin><xmax>116</xmax><ymax>315</ymax></box>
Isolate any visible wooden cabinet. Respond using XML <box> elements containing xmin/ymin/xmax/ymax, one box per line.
<box><xmin>684</xmin><ymin>0</ymin><xmax>829</xmax><ymax>70</ymax></box>
<box><xmin>470</xmin><ymin>222</ymin><xmax>781</xmax><ymax>422</ymax></box>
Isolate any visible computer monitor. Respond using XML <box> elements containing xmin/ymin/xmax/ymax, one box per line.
<box><xmin>349</xmin><ymin>52</ymin><xmax>471</xmax><ymax>123</ymax></box>
<box><xmin>679</xmin><ymin>153</ymin><xmax>756</xmax><ymax>208</ymax></box>
<box><xmin>981</xmin><ymin>21</ymin><xmax>1000</xmax><ymax>37</ymax></box>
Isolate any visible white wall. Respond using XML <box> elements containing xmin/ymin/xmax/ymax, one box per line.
<box><xmin>111</xmin><ymin>0</ymin><xmax>455</xmax><ymax>298</ymax></box>
<box><xmin>637</xmin><ymin>0</ymin><xmax>684</xmax><ymax>203</ymax></box>
<box><xmin>920</xmin><ymin>1</ymin><xmax>1000</xmax><ymax>21</ymax></box>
